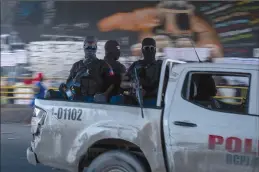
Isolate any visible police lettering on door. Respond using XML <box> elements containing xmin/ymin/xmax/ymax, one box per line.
<box><xmin>209</xmin><ymin>134</ymin><xmax>259</xmax><ymax>166</ymax></box>
<box><xmin>52</xmin><ymin>107</ymin><xmax>82</xmax><ymax>121</ymax></box>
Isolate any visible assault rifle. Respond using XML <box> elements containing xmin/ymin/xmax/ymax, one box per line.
<box><xmin>133</xmin><ymin>67</ymin><xmax>144</xmax><ymax>118</ymax></box>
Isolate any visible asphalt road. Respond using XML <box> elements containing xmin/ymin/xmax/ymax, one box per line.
<box><xmin>1</xmin><ymin>123</ymin><xmax>59</xmax><ymax>172</ymax></box>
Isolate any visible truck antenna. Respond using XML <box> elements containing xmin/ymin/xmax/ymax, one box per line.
<box><xmin>189</xmin><ymin>38</ymin><xmax>202</xmax><ymax>63</ymax></box>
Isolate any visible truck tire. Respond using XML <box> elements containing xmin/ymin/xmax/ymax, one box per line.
<box><xmin>85</xmin><ymin>150</ymin><xmax>147</xmax><ymax>172</ymax></box>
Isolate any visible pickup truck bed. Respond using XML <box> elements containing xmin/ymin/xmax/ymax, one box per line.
<box><xmin>28</xmin><ymin>99</ymin><xmax>167</xmax><ymax>172</ymax></box>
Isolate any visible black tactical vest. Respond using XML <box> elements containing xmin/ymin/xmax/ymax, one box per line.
<box><xmin>74</xmin><ymin>59</ymin><xmax>104</xmax><ymax>96</ymax></box>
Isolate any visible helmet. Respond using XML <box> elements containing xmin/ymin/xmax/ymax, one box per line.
<box><xmin>83</xmin><ymin>36</ymin><xmax>97</xmax><ymax>57</ymax></box>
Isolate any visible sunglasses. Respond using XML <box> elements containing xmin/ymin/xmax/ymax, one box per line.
<box><xmin>84</xmin><ymin>41</ymin><xmax>97</xmax><ymax>50</ymax></box>
<box><xmin>142</xmin><ymin>45</ymin><xmax>156</xmax><ymax>52</ymax></box>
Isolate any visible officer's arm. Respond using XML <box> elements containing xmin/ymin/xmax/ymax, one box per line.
<box><xmin>66</xmin><ymin>63</ymin><xmax>76</xmax><ymax>84</ymax></box>
<box><xmin>101</xmin><ymin>62</ymin><xmax>114</xmax><ymax>94</ymax></box>
<box><xmin>120</xmin><ymin>62</ymin><xmax>136</xmax><ymax>88</ymax></box>
<box><xmin>103</xmin><ymin>85</ymin><xmax>114</xmax><ymax>96</ymax></box>
<box><xmin>101</xmin><ymin>61</ymin><xmax>110</xmax><ymax>78</ymax></box>
<box><xmin>120</xmin><ymin>63</ymin><xmax>127</xmax><ymax>74</ymax></box>
<box><xmin>119</xmin><ymin>63</ymin><xmax>127</xmax><ymax>80</ymax></box>
<box><xmin>125</xmin><ymin>62</ymin><xmax>137</xmax><ymax>79</ymax></box>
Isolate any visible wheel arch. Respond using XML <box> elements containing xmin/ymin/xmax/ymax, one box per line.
<box><xmin>78</xmin><ymin>138</ymin><xmax>151</xmax><ymax>172</ymax></box>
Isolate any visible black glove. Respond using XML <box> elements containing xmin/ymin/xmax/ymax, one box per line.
<box><xmin>59</xmin><ymin>83</ymin><xmax>69</xmax><ymax>100</ymax></box>
<box><xmin>59</xmin><ymin>83</ymin><xmax>67</xmax><ymax>92</ymax></box>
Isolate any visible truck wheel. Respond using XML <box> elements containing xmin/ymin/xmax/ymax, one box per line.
<box><xmin>85</xmin><ymin>150</ymin><xmax>147</xmax><ymax>172</ymax></box>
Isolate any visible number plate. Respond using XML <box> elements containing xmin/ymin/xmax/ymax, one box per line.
<box><xmin>52</xmin><ymin>107</ymin><xmax>82</xmax><ymax>121</ymax></box>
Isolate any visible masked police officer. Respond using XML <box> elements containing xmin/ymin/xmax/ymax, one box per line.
<box><xmin>102</xmin><ymin>40</ymin><xmax>126</xmax><ymax>101</ymax></box>
<box><xmin>46</xmin><ymin>36</ymin><xmax>112</xmax><ymax>102</ymax></box>
<box><xmin>123</xmin><ymin>37</ymin><xmax>169</xmax><ymax>106</ymax></box>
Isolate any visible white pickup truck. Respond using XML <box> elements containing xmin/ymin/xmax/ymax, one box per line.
<box><xmin>27</xmin><ymin>59</ymin><xmax>259</xmax><ymax>172</ymax></box>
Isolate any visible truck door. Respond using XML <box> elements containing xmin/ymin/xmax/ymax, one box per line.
<box><xmin>165</xmin><ymin>67</ymin><xmax>259</xmax><ymax>172</ymax></box>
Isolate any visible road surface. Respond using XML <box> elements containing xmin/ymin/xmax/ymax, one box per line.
<box><xmin>1</xmin><ymin>123</ymin><xmax>60</xmax><ymax>172</ymax></box>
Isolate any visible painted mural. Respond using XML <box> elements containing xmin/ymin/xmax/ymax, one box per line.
<box><xmin>97</xmin><ymin>1</ymin><xmax>259</xmax><ymax>58</ymax></box>
<box><xmin>4</xmin><ymin>0</ymin><xmax>259</xmax><ymax>58</ymax></box>
<box><xmin>98</xmin><ymin>1</ymin><xmax>223</xmax><ymax>58</ymax></box>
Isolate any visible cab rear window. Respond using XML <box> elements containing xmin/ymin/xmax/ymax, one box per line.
<box><xmin>182</xmin><ymin>72</ymin><xmax>250</xmax><ymax>114</ymax></box>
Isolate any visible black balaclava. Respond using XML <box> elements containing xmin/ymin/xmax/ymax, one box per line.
<box><xmin>104</xmin><ymin>40</ymin><xmax>120</xmax><ymax>61</ymax></box>
<box><xmin>83</xmin><ymin>36</ymin><xmax>97</xmax><ymax>61</ymax></box>
<box><xmin>142</xmin><ymin>38</ymin><xmax>156</xmax><ymax>64</ymax></box>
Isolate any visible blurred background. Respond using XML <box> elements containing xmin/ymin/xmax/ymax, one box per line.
<box><xmin>1</xmin><ymin>0</ymin><xmax>259</xmax><ymax>105</ymax></box>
